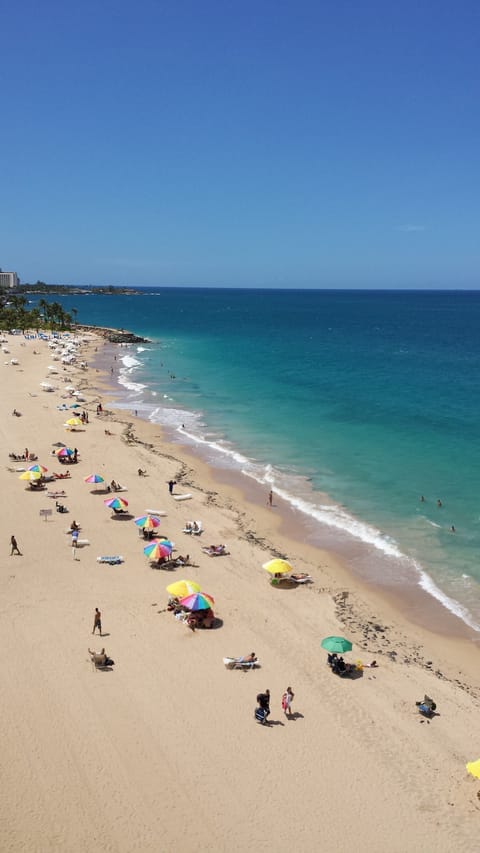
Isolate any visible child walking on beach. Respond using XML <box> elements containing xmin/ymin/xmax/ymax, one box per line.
<box><xmin>282</xmin><ymin>687</ymin><xmax>294</xmax><ymax>717</ymax></box>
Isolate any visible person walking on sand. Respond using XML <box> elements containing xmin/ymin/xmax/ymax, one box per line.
<box><xmin>10</xmin><ymin>535</ymin><xmax>22</xmax><ymax>556</ymax></box>
<box><xmin>92</xmin><ymin>608</ymin><xmax>102</xmax><ymax>635</ymax></box>
<box><xmin>257</xmin><ymin>689</ymin><xmax>271</xmax><ymax>719</ymax></box>
<box><xmin>282</xmin><ymin>686</ymin><xmax>294</xmax><ymax>717</ymax></box>
<box><xmin>268</xmin><ymin>490</ymin><xmax>273</xmax><ymax>508</ymax></box>
<box><xmin>168</xmin><ymin>479</ymin><xmax>176</xmax><ymax>494</ymax></box>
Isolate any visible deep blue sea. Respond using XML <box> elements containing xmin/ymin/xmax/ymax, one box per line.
<box><xmin>48</xmin><ymin>288</ymin><xmax>480</xmax><ymax>630</ymax></box>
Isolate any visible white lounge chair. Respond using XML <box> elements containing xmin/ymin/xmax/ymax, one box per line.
<box><xmin>97</xmin><ymin>555</ymin><xmax>124</xmax><ymax>565</ymax></box>
<box><xmin>183</xmin><ymin>520</ymin><xmax>202</xmax><ymax>535</ymax></box>
<box><xmin>223</xmin><ymin>657</ymin><xmax>260</xmax><ymax>671</ymax></box>
<box><xmin>202</xmin><ymin>544</ymin><xmax>229</xmax><ymax>557</ymax></box>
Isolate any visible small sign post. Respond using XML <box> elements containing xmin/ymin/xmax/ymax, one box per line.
<box><xmin>39</xmin><ymin>509</ymin><xmax>53</xmax><ymax>522</ymax></box>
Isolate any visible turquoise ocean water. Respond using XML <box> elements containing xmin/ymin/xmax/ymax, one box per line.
<box><xmin>50</xmin><ymin>289</ymin><xmax>480</xmax><ymax>630</ymax></box>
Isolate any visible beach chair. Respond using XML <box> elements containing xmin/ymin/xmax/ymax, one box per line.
<box><xmin>223</xmin><ymin>657</ymin><xmax>260</xmax><ymax>671</ymax></box>
<box><xmin>416</xmin><ymin>695</ymin><xmax>437</xmax><ymax>717</ymax></box>
<box><xmin>202</xmin><ymin>544</ymin><xmax>229</xmax><ymax>557</ymax></box>
<box><xmin>183</xmin><ymin>521</ymin><xmax>202</xmax><ymax>535</ymax></box>
<box><xmin>89</xmin><ymin>651</ymin><xmax>115</xmax><ymax>671</ymax></box>
<box><xmin>96</xmin><ymin>555</ymin><xmax>124</xmax><ymax>565</ymax></box>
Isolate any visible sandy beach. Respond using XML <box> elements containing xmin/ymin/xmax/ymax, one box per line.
<box><xmin>2</xmin><ymin>331</ymin><xmax>480</xmax><ymax>853</ymax></box>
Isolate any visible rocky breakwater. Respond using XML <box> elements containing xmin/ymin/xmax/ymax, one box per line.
<box><xmin>76</xmin><ymin>324</ymin><xmax>150</xmax><ymax>344</ymax></box>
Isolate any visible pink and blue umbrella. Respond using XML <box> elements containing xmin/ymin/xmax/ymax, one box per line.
<box><xmin>143</xmin><ymin>541</ymin><xmax>173</xmax><ymax>560</ymax></box>
<box><xmin>84</xmin><ymin>473</ymin><xmax>105</xmax><ymax>484</ymax></box>
<box><xmin>134</xmin><ymin>514</ymin><xmax>162</xmax><ymax>530</ymax></box>
<box><xmin>55</xmin><ymin>446</ymin><xmax>74</xmax><ymax>458</ymax></box>
<box><xmin>179</xmin><ymin>592</ymin><xmax>215</xmax><ymax>611</ymax></box>
<box><xmin>104</xmin><ymin>497</ymin><xmax>129</xmax><ymax>510</ymax></box>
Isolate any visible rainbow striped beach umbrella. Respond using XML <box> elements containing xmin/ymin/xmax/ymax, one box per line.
<box><xmin>134</xmin><ymin>514</ymin><xmax>162</xmax><ymax>530</ymax></box>
<box><xmin>179</xmin><ymin>592</ymin><xmax>215</xmax><ymax>611</ymax></box>
<box><xmin>104</xmin><ymin>497</ymin><xmax>129</xmax><ymax>511</ymax></box>
<box><xmin>84</xmin><ymin>473</ymin><xmax>105</xmax><ymax>484</ymax></box>
<box><xmin>143</xmin><ymin>541</ymin><xmax>173</xmax><ymax>560</ymax></box>
<box><xmin>55</xmin><ymin>446</ymin><xmax>74</xmax><ymax>458</ymax></box>
<box><xmin>28</xmin><ymin>464</ymin><xmax>48</xmax><ymax>474</ymax></box>
<box><xmin>19</xmin><ymin>470</ymin><xmax>42</xmax><ymax>481</ymax></box>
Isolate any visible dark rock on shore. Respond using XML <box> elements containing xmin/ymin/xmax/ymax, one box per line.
<box><xmin>76</xmin><ymin>324</ymin><xmax>150</xmax><ymax>344</ymax></box>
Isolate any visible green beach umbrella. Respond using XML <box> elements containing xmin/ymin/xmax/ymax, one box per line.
<box><xmin>320</xmin><ymin>636</ymin><xmax>353</xmax><ymax>654</ymax></box>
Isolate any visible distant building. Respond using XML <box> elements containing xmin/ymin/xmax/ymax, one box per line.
<box><xmin>0</xmin><ymin>270</ymin><xmax>19</xmax><ymax>289</ymax></box>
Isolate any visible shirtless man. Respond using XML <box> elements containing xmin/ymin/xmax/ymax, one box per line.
<box><xmin>92</xmin><ymin>607</ymin><xmax>102</xmax><ymax>635</ymax></box>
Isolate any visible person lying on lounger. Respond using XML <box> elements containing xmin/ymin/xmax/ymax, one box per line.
<box><xmin>202</xmin><ymin>544</ymin><xmax>228</xmax><ymax>556</ymax></box>
<box><xmin>237</xmin><ymin>652</ymin><xmax>257</xmax><ymax>663</ymax></box>
<box><xmin>88</xmin><ymin>648</ymin><xmax>114</xmax><ymax>667</ymax></box>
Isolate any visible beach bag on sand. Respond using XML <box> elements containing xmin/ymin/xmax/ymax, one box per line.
<box><xmin>254</xmin><ymin>707</ymin><xmax>267</xmax><ymax>724</ymax></box>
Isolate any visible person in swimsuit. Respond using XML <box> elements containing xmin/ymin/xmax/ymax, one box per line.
<box><xmin>92</xmin><ymin>608</ymin><xmax>102</xmax><ymax>635</ymax></box>
<box><xmin>282</xmin><ymin>686</ymin><xmax>294</xmax><ymax>716</ymax></box>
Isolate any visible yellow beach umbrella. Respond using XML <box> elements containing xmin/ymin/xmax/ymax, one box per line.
<box><xmin>65</xmin><ymin>417</ymin><xmax>83</xmax><ymax>427</ymax></box>
<box><xmin>166</xmin><ymin>579</ymin><xmax>202</xmax><ymax>598</ymax></box>
<box><xmin>19</xmin><ymin>470</ymin><xmax>42</xmax><ymax>481</ymax></box>
<box><xmin>262</xmin><ymin>558</ymin><xmax>293</xmax><ymax>575</ymax></box>
<box><xmin>466</xmin><ymin>759</ymin><xmax>480</xmax><ymax>779</ymax></box>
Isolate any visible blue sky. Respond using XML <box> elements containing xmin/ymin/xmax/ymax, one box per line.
<box><xmin>1</xmin><ymin>1</ymin><xmax>478</xmax><ymax>288</ymax></box>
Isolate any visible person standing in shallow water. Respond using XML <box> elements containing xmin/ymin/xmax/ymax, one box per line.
<box><xmin>268</xmin><ymin>490</ymin><xmax>273</xmax><ymax>507</ymax></box>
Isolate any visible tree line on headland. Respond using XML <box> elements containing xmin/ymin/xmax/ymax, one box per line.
<box><xmin>16</xmin><ymin>282</ymin><xmax>139</xmax><ymax>295</ymax></box>
<box><xmin>0</xmin><ymin>292</ymin><xmax>74</xmax><ymax>332</ymax></box>
<box><xmin>0</xmin><ymin>290</ymin><xmax>149</xmax><ymax>342</ymax></box>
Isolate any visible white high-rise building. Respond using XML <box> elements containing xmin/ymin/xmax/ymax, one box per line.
<box><xmin>0</xmin><ymin>270</ymin><xmax>19</xmax><ymax>289</ymax></box>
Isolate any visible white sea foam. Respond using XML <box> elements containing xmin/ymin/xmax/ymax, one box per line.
<box><xmin>417</xmin><ymin>568</ymin><xmax>480</xmax><ymax>631</ymax></box>
<box><xmin>117</xmin><ymin>374</ymin><xmax>147</xmax><ymax>395</ymax></box>
<box><xmin>121</xmin><ymin>354</ymin><xmax>142</xmax><ymax>368</ymax></box>
<box><xmin>110</xmin><ymin>372</ymin><xmax>480</xmax><ymax>632</ymax></box>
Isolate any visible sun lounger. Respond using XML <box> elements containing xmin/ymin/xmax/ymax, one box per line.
<box><xmin>271</xmin><ymin>573</ymin><xmax>312</xmax><ymax>586</ymax></box>
<box><xmin>48</xmin><ymin>490</ymin><xmax>67</xmax><ymax>498</ymax></box>
<box><xmin>223</xmin><ymin>657</ymin><xmax>260</xmax><ymax>671</ymax></box>
<box><xmin>183</xmin><ymin>521</ymin><xmax>202</xmax><ymax>535</ymax></box>
<box><xmin>202</xmin><ymin>545</ymin><xmax>229</xmax><ymax>557</ymax></box>
<box><xmin>145</xmin><ymin>509</ymin><xmax>168</xmax><ymax>516</ymax></box>
<box><xmin>96</xmin><ymin>556</ymin><xmax>124</xmax><ymax>565</ymax></box>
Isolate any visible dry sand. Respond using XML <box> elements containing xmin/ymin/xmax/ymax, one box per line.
<box><xmin>2</xmin><ymin>331</ymin><xmax>480</xmax><ymax>853</ymax></box>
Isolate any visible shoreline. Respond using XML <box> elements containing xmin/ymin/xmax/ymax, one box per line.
<box><xmin>3</xmin><ymin>329</ymin><xmax>480</xmax><ymax>852</ymax></box>
<box><xmin>100</xmin><ymin>340</ymin><xmax>480</xmax><ymax>645</ymax></box>
<box><xmin>95</xmin><ymin>342</ymin><xmax>480</xmax><ymax>688</ymax></box>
